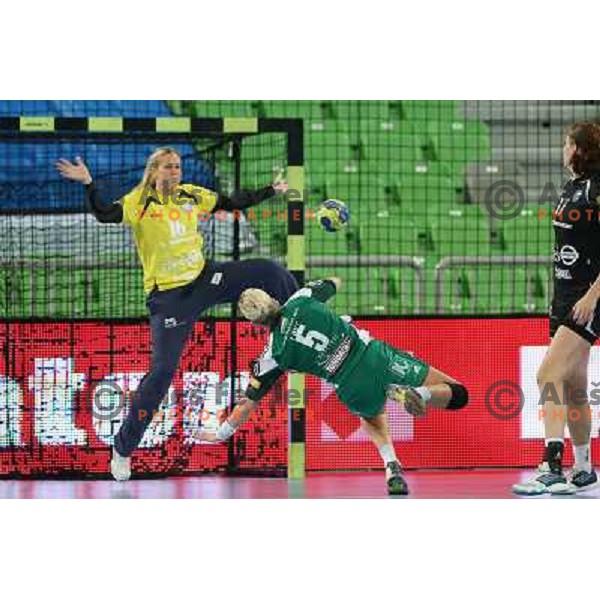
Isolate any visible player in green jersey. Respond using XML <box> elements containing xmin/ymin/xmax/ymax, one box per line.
<box><xmin>198</xmin><ymin>278</ymin><xmax>468</xmax><ymax>495</ymax></box>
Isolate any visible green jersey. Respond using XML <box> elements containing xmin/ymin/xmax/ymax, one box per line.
<box><xmin>244</xmin><ymin>279</ymin><xmax>429</xmax><ymax>418</ymax></box>
<box><xmin>270</xmin><ymin>281</ymin><xmax>369</xmax><ymax>383</ymax></box>
<box><xmin>245</xmin><ymin>279</ymin><xmax>369</xmax><ymax>401</ymax></box>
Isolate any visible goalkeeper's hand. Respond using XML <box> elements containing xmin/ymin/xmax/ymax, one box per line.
<box><xmin>56</xmin><ymin>157</ymin><xmax>93</xmax><ymax>185</ymax></box>
<box><xmin>271</xmin><ymin>179</ymin><xmax>289</xmax><ymax>194</ymax></box>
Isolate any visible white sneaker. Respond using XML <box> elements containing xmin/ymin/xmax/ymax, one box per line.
<box><xmin>512</xmin><ymin>462</ymin><xmax>567</xmax><ymax>496</ymax></box>
<box><xmin>111</xmin><ymin>449</ymin><xmax>131</xmax><ymax>482</ymax></box>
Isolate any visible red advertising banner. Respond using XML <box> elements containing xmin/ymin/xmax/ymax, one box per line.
<box><xmin>306</xmin><ymin>317</ymin><xmax>573</xmax><ymax>470</ymax></box>
<box><xmin>0</xmin><ymin>321</ymin><xmax>286</xmax><ymax>476</ymax></box>
<box><xmin>2</xmin><ymin>318</ymin><xmax>597</xmax><ymax>476</ymax></box>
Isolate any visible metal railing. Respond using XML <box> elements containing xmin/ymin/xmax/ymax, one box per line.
<box><xmin>1</xmin><ymin>255</ymin><xmax>428</xmax><ymax>317</ymax></box>
<box><xmin>434</xmin><ymin>256</ymin><xmax>552</xmax><ymax>314</ymax></box>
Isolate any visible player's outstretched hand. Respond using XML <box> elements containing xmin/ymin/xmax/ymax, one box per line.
<box><xmin>329</xmin><ymin>277</ymin><xmax>342</xmax><ymax>290</ymax></box>
<box><xmin>272</xmin><ymin>179</ymin><xmax>289</xmax><ymax>195</ymax></box>
<box><xmin>195</xmin><ymin>430</ymin><xmax>220</xmax><ymax>443</ymax></box>
<box><xmin>56</xmin><ymin>157</ymin><xmax>93</xmax><ymax>185</ymax></box>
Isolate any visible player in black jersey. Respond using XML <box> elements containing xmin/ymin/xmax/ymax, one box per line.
<box><xmin>514</xmin><ymin>123</ymin><xmax>600</xmax><ymax>495</ymax></box>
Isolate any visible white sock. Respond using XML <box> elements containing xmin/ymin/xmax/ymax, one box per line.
<box><xmin>379</xmin><ymin>443</ymin><xmax>397</xmax><ymax>465</ymax></box>
<box><xmin>574</xmin><ymin>443</ymin><xmax>592</xmax><ymax>472</ymax></box>
<box><xmin>414</xmin><ymin>387</ymin><xmax>432</xmax><ymax>403</ymax></box>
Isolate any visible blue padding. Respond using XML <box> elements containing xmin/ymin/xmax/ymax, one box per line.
<box><xmin>0</xmin><ymin>101</ymin><xmax>216</xmax><ymax>211</ymax></box>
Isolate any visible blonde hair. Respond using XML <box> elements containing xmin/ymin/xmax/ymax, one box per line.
<box><xmin>239</xmin><ymin>289</ymin><xmax>280</xmax><ymax>324</ymax></box>
<box><xmin>139</xmin><ymin>147</ymin><xmax>181</xmax><ymax>189</ymax></box>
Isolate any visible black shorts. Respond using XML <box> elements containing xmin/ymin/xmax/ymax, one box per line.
<box><xmin>550</xmin><ymin>290</ymin><xmax>600</xmax><ymax>344</ymax></box>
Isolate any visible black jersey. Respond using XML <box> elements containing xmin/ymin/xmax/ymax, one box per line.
<box><xmin>553</xmin><ymin>174</ymin><xmax>600</xmax><ymax>295</ymax></box>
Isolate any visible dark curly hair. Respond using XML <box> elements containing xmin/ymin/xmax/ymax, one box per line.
<box><xmin>566</xmin><ymin>122</ymin><xmax>600</xmax><ymax>176</ymax></box>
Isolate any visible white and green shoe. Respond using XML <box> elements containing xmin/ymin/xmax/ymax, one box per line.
<box><xmin>512</xmin><ymin>463</ymin><xmax>567</xmax><ymax>496</ymax></box>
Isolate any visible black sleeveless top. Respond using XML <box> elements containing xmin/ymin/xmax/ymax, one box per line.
<box><xmin>553</xmin><ymin>174</ymin><xmax>600</xmax><ymax>296</ymax></box>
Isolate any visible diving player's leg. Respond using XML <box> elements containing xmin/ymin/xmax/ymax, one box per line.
<box><xmin>381</xmin><ymin>343</ymin><xmax>469</xmax><ymax>417</ymax></box>
<box><xmin>112</xmin><ymin>312</ymin><xmax>194</xmax><ymax>480</ymax></box>
<box><xmin>360</xmin><ymin>411</ymin><xmax>409</xmax><ymax>496</ymax></box>
<box><xmin>413</xmin><ymin>367</ymin><xmax>467</xmax><ymax>410</ymax></box>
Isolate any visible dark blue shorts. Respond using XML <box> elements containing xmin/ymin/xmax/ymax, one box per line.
<box><xmin>146</xmin><ymin>258</ymin><xmax>299</xmax><ymax>325</ymax></box>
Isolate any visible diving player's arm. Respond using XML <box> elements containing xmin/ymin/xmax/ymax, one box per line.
<box><xmin>197</xmin><ymin>396</ymin><xmax>259</xmax><ymax>443</ymax></box>
<box><xmin>328</xmin><ymin>277</ymin><xmax>342</xmax><ymax>291</ymax></box>
<box><xmin>212</xmin><ymin>180</ymin><xmax>289</xmax><ymax>212</ymax></box>
<box><xmin>55</xmin><ymin>157</ymin><xmax>123</xmax><ymax>224</ymax></box>
<box><xmin>197</xmin><ymin>358</ymin><xmax>285</xmax><ymax>443</ymax></box>
<box><xmin>303</xmin><ymin>277</ymin><xmax>342</xmax><ymax>303</ymax></box>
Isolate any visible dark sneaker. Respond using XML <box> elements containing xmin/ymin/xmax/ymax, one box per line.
<box><xmin>512</xmin><ymin>463</ymin><xmax>567</xmax><ymax>496</ymax></box>
<box><xmin>571</xmin><ymin>469</ymin><xmax>598</xmax><ymax>489</ymax></box>
<box><xmin>551</xmin><ymin>468</ymin><xmax>598</xmax><ymax>495</ymax></box>
<box><xmin>386</xmin><ymin>461</ymin><xmax>409</xmax><ymax>496</ymax></box>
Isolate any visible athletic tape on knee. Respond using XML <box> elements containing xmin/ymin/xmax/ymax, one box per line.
<box><xmin>447</xmin><ymin>383</ymin><xmax>468</xmax><ymax>410</ymax></box>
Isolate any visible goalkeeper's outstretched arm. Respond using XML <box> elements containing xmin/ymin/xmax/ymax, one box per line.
<box><xmin>213</xmin><ymin>180</ymin><xmax>289</xmax><ymax>212</ymax></box>
<box><xmin>55</xmin><ymin>157</ymin><xmax>123</xmax><ymax>224</ymax></box>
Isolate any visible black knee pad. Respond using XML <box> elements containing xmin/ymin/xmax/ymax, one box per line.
<box><xmin>447</xmin><ymin>383</ymin><xmax>468</xmax><ymax>410</ymax></box>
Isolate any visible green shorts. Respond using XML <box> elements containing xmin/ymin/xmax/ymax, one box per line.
<box><xmin>336</xmin><ymin>340</ymin><xmax>430</xmax><ymax>419</ymax></box>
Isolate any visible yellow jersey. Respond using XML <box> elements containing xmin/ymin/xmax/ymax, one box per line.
<box><xmin>120</xmin><ymin>183</ymin><xmax>218</xmax><ymax>293</ymax></box>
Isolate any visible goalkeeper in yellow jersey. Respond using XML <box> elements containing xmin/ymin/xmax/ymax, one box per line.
<box><xmin>56</xmin><ymin>147</ymin><xmax>298</xmax><ymax>481</ymax></box>
<box><xmin>198</xmin><ymin>278</ymin><xmax>469</xmax><ymax>495</ymax></box>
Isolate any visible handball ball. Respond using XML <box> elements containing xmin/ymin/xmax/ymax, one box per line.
<box><xmin>317</xmin><ymin>199</ymin><xmax>350</xmax><ymax>233</ymax></box>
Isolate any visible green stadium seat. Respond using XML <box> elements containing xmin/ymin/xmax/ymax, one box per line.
<box><xmin>324</xmin><ymin>173</ymin><xmax>399</xmax><ymax>215</ymax></box>
<box><xmin>189</xmin><ymin>101</ymin><xmax>255</xmax><ymax>118</ymax></box>
<box><xmin>262</xmin><ymin>101</ymin><xmax>322</xmax><ymax>119</ymax></box>
<box><xmin>439</xmin><ymin>265</ymin><xmax>551</xmax><ymax>314</ymax></box>
<box><xmin>358</xmin><ymin>118</ymin><xmax>408</xmax><ymax>134</ymax></box>
<box><xmin>401</xmin><ymin>101</ymin><xmax>459</xmax><ymax>123</ymax></box>
<box><xmin>398</xmin><ymin>163</ymin><xmax>457</xmax><ymax>206</ymax></box>
<box><xmin>434</xmin><ymin>204</ymin><xmax>491</xmax><ymax>258</ymax></box>
<box><xmin>240</xmin><ymin>133</ymin><xmax>288</xmax><ymax>186</ymax></box>
<box><xmin>306</xmin><ymin>129</ymin><xmax>356</xmax><ymax>180</ymax></box>
<box><xmin>503</xmin><ymin>212</ymin><xmax>553</xmax><ymax>256</ymax></box>
<box><xmin>361</xmin><ymin>128</ymin><xmax>431</xmax><ymax>167</ymax></box>
<box><xmin>363</xmin><ymin>212</ymin><xmax>421</xmax><ymax>257</ymax></box>
<box><xmin>428</xmin><ymin>120</ymin><xmax>491</xmax><ymax>164</ymax></box>
<box><xmin>329</xmin><ymin>101</ymin><xmax>391</xmax><ymax>122</ymax></box>
<box><xmin>306</xmin><ymin>224</ymin><xmax>350</xmax><ymax>257</ymax></box>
